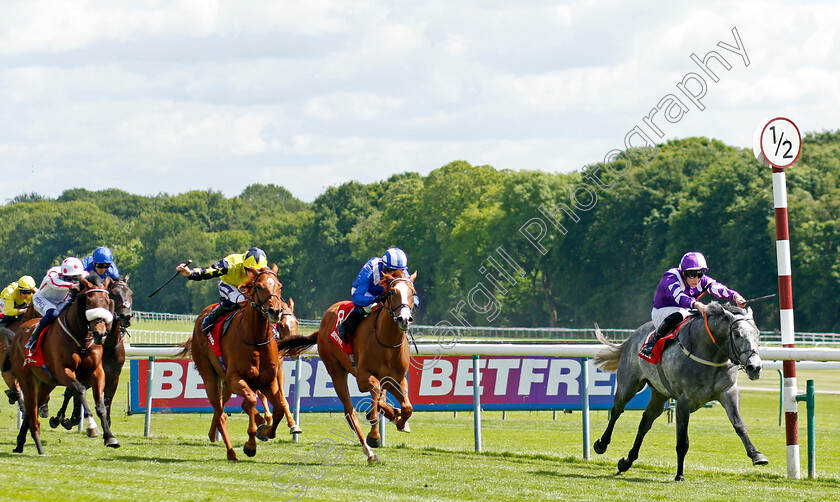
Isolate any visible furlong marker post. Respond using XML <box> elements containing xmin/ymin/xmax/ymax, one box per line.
<box><xmin>754</xmin><ymin>116</ymin><xmax>802</xmax><ymax>479</ymax></box>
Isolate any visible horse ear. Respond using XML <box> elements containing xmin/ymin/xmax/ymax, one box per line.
<box><xmin>410</xmin><ymin>271</ymin><xmax>417</xmax><ymax>282</ymax></box>
<box><xmin>104</xmin><ymin>277</ymin><xmax>112</xmax><ymax>289</ymax></box>
<box><xmin>272</xmin><ymin>263</ymin><xmax>278</xmax><ymax>274</ymax></box>
<box><xmin>722</xmin><ymin>307</ymin><xmax>736</xmax><ymax>323</ymax></box>
<box><xmin>245</xmin><ymin>266</ymin><xmax>257</xmax><ymax>279</ymax></box>
<box><xmin>123</xmin><ymin>274</ymin><xmax>130</xmax><ymax>283</ymax></box>
<box><xmin>79</xmin><ymin>276</ymin><xmax>93</xmax><ymax>290</ymax></box>
<box><xmin>288</xmin><ymin>297</ymin><xmax>294</xmax><ymax>312</ymax></box>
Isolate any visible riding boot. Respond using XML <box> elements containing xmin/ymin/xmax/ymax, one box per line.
<box><xmin>337</xmin><ymin>308</ymin><xmax>366</xmax><ymax>344</ymax></box>
<box><xmin>202</xmin><ymin>304</ymin><xmax>236</xmax><ymax>335</ymax></box>
<box><xmin>641</xmin><ymin>312</ymin><xmax>684</xmax><ymax>357</ymax></box>
<box><xmin>25</xmin><ymin>310</ymin><xmax>57</xmax><ymax>352</ymax></box>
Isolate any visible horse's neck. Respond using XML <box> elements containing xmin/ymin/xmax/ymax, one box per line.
<box><xmin>62</xmin><ymin>298</ymin><xmax>85</xmax><ymax>338</ymax></box>
<box><xmin>240</xmin><ymin>305</ymin><xmax>272</xmax><ymax>340</ymax></box>
<box><xmin>686</xmin><ymin>317</ymin><xmax>726</xmax><ymax>356</ymax></box>
<box><xmin>374</xmin><ymin>308</ymin><xmax>404</xmax><ymax>344</ymax></box>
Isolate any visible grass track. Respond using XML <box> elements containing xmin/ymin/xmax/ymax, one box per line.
<box><xmin>0</xmin><ymin>370</ymin><xmax>838</xmax><ymax>501</ymax></box>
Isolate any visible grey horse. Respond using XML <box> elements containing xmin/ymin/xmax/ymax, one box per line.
<box><xmin>592</xmin><ymin>302</ymin><xmax>769</xmax><ymax>481</ymax></box>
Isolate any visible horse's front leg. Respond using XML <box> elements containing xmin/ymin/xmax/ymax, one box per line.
<box><xmin>229</xmin><ymin>375</ymin><xmax>259</xmax><ymax>458</ymax></box>
<box><xmin>389</xmin><ymin>376</ymin><xmax>413</xmax><ymax>432</ymax></box>
<box><xmin>719</xmin><ymin>387</ymin><xmax>768</xmax><ymax>466</ymax></box>
<box><xmin>90</xmin><ymin>366</ymin><xmax>119</xmax><ymax>447</ymax></box>
<box><xmin>358</xmin><ymin>372</ymin><xmax>384</xmax><ymax>448</ymax></box>
<box><xmin>257</xmin><ymin>377</ymin><xmax>288</xmax><ymax>442</ymax></box>
<box><xmin>672</xmin><ymin>397</ymin><xmax>693</xmax><ymax>481</ymax></box>
<box><xmin>617</xmin><ymin>389</ymin><xmax>669</xmax><ymax>475</ymax></box>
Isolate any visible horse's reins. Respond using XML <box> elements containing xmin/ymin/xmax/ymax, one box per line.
<box><xmin>373</xmin><ymin>277</ymin><xmax>418</xmax><ymax>352</ymax></box>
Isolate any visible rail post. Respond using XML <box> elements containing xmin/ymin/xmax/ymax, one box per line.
<box><xmin>795</xmin><ymin>379</ymin><xmax>816</xmax><ymax>478</ymax></box>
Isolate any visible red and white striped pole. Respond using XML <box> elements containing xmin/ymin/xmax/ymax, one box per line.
<box><xmin>755</xmin><ymin>117</ymin><xmax>802</xmax><ymax>479</ymax></box>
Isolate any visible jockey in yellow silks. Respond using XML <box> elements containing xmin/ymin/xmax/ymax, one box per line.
<box><xmin>0</xmin><ymin>275</ymin><xmax>37</xmax><ymax>327</ymax></box>
<box><xmin>176</xmin><ymin>247</ymin><xmax>268</xmax><ymax>334</ymax></box>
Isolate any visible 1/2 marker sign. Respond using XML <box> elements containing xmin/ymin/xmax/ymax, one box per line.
<box><xmin>759</xmin><ymin>117</ymin><xmax>801</xmax><ymax>169</ymax></box>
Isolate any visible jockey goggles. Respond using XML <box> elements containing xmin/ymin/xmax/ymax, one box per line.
<box><xmin>684</xmin><ymin>269</ymin><xmax>705</xmax><ymax>279</ymax></box>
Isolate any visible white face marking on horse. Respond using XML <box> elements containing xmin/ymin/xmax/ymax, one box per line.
<box><xmin>265</xmin><ymin>276</ymin><xmax>275</xmax><ymax>289</ymax></box>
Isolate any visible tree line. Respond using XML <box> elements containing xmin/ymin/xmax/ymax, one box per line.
<box><xmin>2</xmin><ymin>133</ymin><xmax>840</xmax><ymax>332</ymax></box>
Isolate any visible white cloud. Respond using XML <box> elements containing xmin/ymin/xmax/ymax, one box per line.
<box><xmin>1</xmin><ymin>0</ymin><xmax>840</xmax><ymax>204</ymax></box>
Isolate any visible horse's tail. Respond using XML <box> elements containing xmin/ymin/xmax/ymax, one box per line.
<box><xmin>593</xmin><ymin>323</ymin><xmax>624</xmax><ymax>373</ymax></box>
<box><xmin>175</xmin><ymin>337</ymin><xmax>192</xmax><ymax>358</ymax></box>
<box><xmin>277</xmin><ymin>331</ymin><xmax>319</xmax><ymax>358</ymax></box>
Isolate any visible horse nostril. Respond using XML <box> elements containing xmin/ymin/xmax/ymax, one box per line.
<box><xmin>408</xmin><ymin>316</ymin><xmax>414</xmax><ymax>324</ymax></box>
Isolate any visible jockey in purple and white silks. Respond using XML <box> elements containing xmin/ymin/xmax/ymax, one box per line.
<box><xmin>26</xmin><ymin>257</ymin><xmax>88</xmax><ymax>352</ymax></box>
<box><xmin>337</xmin><ymin>247</ymin><xmax>419</xmax><ymax>343</ymax></box>
<box><xmin>641</xmin><ymin>251</ymin><xmax>746</xmax><ymax>357</ymax></box>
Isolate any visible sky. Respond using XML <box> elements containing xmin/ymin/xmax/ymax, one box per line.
<box><xmin>1</xmin><ymin>1</ymin><xmax>837</xmax><ymax>204</ymax></box>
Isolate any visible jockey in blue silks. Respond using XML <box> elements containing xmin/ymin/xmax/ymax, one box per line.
<box><xmin>81</xmin><ymin>246</ymin><xmax>121</xmax><ymax>281</ymax></box>
<box><xmin>640</xmin><ymin>251</ymin><xmax>746</xmax><ymax>357</ymax></box>
<box><xmin>337</xmin><ymin>247</ymin><xmax>418</xmax><ymax>343</ymax></box>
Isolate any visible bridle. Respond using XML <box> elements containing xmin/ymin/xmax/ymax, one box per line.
<box><xmin>238</xmin><ymin>269</ymin><xmax>293</xmax><ymax>347</ymax></box>
<box><xmin>680</xmin><ymin>310</ymin><xmax>758</xmax><ymax>369</ymax></box>
<box><xmin>373</xmin><ymin>277</ymin><xmax>416</xmax><ymax>349</ymax></box>
<box><xmin>59</xmin><ymin>287</ymin><xmax>113</xmax><ymax>351</ymax></box>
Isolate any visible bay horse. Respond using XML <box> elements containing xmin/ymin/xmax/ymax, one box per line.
<box><xmin>178</xmin><ymin>265</ymin><xmax>301</xmax><ymax>461</ymax></box>
<box><xmin>277</xmin><ymin>269</ymin><xmax>418</xmax><ymax>463</ymax></box>
<box><xmin>592</xmin><ymin>302</ymin><xmax>768</xmax><ymax>480</ymax></box>
<box><xmin>1</xmin><ymin>303</ymin><xmax>38</xmax><ymax>406</ymax></box>
<box><xmin>49</xmin><ymin>276</ymin><xmax>133</xmax><ymax>434</ymax></box>
<box><xmin>8</xmin><ymin>274</ymin><xmax>120</xmax><ymax>454</ymax></box>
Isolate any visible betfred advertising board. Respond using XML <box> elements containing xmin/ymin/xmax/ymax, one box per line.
<box><xmin>129</xmin><ymin>356</ymin><xmax>650</xmax><ymax>413</ymax></box>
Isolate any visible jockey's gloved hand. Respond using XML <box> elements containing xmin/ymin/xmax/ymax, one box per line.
<box><xmin>374</xmin><ymin>294</ymin><xmax>386</xmax><ymax>304</ymax></box>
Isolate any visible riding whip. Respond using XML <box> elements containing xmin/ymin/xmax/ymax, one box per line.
<box><xmin>148</xmin><ymin>259</ymin><xmax>192</xmax><ymax>298</ymax></box>
<box><xmin>744</xmin><ymin>293</ymin><xmax>776</xmax><ymax>304</ymax></box>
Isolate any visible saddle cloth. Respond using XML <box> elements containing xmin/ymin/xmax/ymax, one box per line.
<box><xmin>638</xmin><ymin>317</ymin><xmax>692</xmax><ymax>364</ymax></box>
<box><xmin>205</xmin><ymin>305</ymin><xmax>238</xmax><ymax>361</ymax></box>
<box><xmin>328</xmin><ymin>301</ymin><xmax>355</xmax><ymax>356</ymax></box>
<box><xmin>24</xmin><ymin>322</ymin><xmax>53</xmax><ymax>368</ymax></box>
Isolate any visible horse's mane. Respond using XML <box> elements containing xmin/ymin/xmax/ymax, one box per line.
<box><xmin>705</xmin><ymin>301</ymin><xmax>746</xmax><ymax>318</ymax></box>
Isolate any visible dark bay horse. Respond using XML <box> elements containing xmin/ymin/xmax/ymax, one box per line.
<box><xmin>1</xmin><ymin>304</ymin><xmax>38</xmax><ymax>406</ymax></box>
<box><xmin>8</xmin><ymin>275</ymin><xmax>120</xmax><ymax>454</ymax></box>
<box><xmin>592</xmin><ymin>302</ymin><xmax>768</xmax><ymax>481</ymax></box>
<box><xmin>179</xmin><ymin>265</ymin><xmax>301</xmax><ymax>461</ymax></box>
<box><xmin>277</xmin><ymin>270</ymin><xmax>418</xmax><ymax>463</ymax></box>
<box><xmin>50</xmin><ymin>276</ymin><xmax>133</xmax><ymax>434</ymax></box>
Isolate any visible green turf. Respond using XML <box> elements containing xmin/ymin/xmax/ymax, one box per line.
<box><xmin>0</xmin><ymin>368</ymin><xmax>837</xmax><ymax>501</ymax></box>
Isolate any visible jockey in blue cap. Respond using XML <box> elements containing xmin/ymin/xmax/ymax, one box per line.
<box><xmin>82</xmin><ymin>246</ymin><xmax>121</xmax><ymax>281</ymax></box>
<box><xmin>337</xmin><ymin>247</ymin><xmax>418</xmax><ymax>342</ymax></box>
<box><xmin>641</xmin><ymin>251</ymin><xmax>746</xmax><ymax>358</ymax></box>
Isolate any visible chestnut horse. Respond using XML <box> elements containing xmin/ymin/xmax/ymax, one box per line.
<box><xmin>8</xmin><ymin>274</ymin><xmax>120</xmax><ymax>454</ymax></box>
<box><xmin>50</xmin><ymin>276</ymin><xmax>133</xmax><ymax>434</ymax></box>
<box><xmin>179</xmin><ymin>265</ymin><xmax>301</xmax><ymax>461</ymax></box>
<box><xmin>277</xmin><ymin>269</ymin><xmax>417</xmax><ymax>463</ymax></box>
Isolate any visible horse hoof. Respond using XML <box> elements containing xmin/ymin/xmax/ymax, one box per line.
<box><xmin>5</xmin><ymin>390</ymin><xmax>17</xmax><ymax>405</ymax></box>
<box><xmin>289</xmin><ymin>425</ymin><xmax>302</xmax><ymax>434</ymax></box>
<box><xmin>243</xmin><ymin>445</ymin><xmax>257</xmax><ymax>458</ymax></box>
<box><xmin>397</xmin><ymin>422</ymin><xmax>411</xmax><ymax>433</ymax></box>
<box><xmin>12</xmin><ymin>446</ymin><xmax>23</xmax><ymax>454</ymax></box>
<box><xmin>674</xmin><ymin>474</ymin><xmax>685</xmax><ymax>482</ymax></box>
<box><xmin>752</xmin><ymin>453</ymin><xmax>769</xmax><ymax>465</ymax></box>
<box><xmin>366</xmin><ymin>436</ymin><xmax>381</xmax><ymax>448</ymax></box>
<box><xmin>256</xmin><ymin>424</ymin><xmax>269</xmax><ymax>442</ymax></box>
<box><xmin>227</xmin><ymin>450</ymin><xmax>238</xmax><ymax>461</ymax></box>
<box><xmin>617</xmin><ymin>457</ymin><xmax>632</xmax><ymax>473</ymax></box>
<box><xmin>367</xmin><ymin>454</ymin><xmax>380</xmax><ymax>463</ymax></box>
<box><xmin>593</xmin><ymin>439</ymin><xmax>608</xmax><ymax>455</ymax></box>
<box><xmin>87</xmin><ymin>427</ymin><xmax>100</xmax><ymax>438</ymax></box>
<box><xmin>61</xmin><ymin>419</ymin><xmax>76</xmax><ymax>431</ymax></box>
<box><xmin>38</xmin><ymin>405</ymin><xmax>49</xmax><ymax>419</ymax></box>
<box><xmin>105</xmin><ymin>437</ymin><xmax>120</xmax><ymax>448</ymax></box>
<box><xmin>49</xmin><ymin>417</ymin><xmax>61</xmax><ymax>429</ymax></box>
